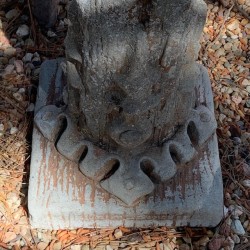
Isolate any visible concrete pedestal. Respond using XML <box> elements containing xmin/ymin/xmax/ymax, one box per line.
<box><xmin>28</xmin><ymin>59</ymin><xmax>224</xmax><ymax>229</ymax></box>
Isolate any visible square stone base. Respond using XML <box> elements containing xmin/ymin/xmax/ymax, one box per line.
<box><xmin>28</xmin><ymin>59</ymin><xmax>224</xmax><ymax>229</ymax></box>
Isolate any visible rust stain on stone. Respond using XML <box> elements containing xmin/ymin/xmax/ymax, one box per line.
<box><xmin>47</xmin><ymin>211</ymin><xmax>54</xmax><ymax>229</ymax></box>
<box><xmin>46</xmin><ymin>194</ymin><xmax>51</xmax><ymax>209</ymax></box>
<box><xmin>47</xmin><ymin>143</ymin><xmax>59</xmax><ymax>189</ymax></box>
<box><xmin>93</xmin><ymin>147</ymin><xmax>106</xmax><ymax>158</ymax></box>
<box><xmin>37</xmin><ymin>135</ymin><xmax>209</xmax><ymax>222</ymax></box>
<box><xmin>151</xmin><ymin>149</ymin><xmax>204</xmax><ymax>206</ymax></box>
<box><xmin>36</xmin><ymin>131</ymin><xmax>45</xmax><ymax>197</ymax></box>
<box><xmin>33</xmin><ymin>120</ymin><xmax>218</xmax><ymax>224</ymax></box>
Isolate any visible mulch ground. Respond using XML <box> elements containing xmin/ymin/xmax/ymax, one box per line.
<box><xmin>0</xmin><ymin>0</ymin><xmax>250</xmax><ymax>249</ymax></box>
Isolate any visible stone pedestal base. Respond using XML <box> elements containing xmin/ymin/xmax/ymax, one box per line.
<box><xmin>28</xmin><ymin>59</ymin><xmax>224</xmax><ymax>229</ymax></box>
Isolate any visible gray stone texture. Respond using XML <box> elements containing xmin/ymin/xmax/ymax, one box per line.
<box><xmin>28</xmin><ymin>0</ymin><xmax>224</xmax><ymax>228</ymax></box>
<box><xmin>32</xmin><ymin>0</ymin><xmax>59</xmax><ymax>28</ymax></box>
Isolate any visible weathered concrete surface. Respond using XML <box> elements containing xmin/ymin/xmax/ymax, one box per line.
<box><xmin>32</xmin><ymin>0</ymin><xmax>223</xmax><ymax>208</ymax></box>
<box><xmin>29</xmin><ymin>0</ymin><xmax>224</xmax><ymax>228</ymax></box>
<box><xmin>28</xmin><ymin>59</ymin><xmax>223</xmax><ymax>229</ymax></box>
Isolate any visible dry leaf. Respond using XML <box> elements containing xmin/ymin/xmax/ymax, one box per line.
<box><xmin>119</xmin><ymin>227</ymin><xmax>131</xmax><ymax>233</ymax></box>
<box><xmin>156</xmin><ymin>242</ymin><xmax>160</xmax><ymax>250</ymax></box>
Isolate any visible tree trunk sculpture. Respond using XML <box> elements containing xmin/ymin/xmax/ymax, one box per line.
<box><xmin>34</xmin><ymin>0</ymin><xmax>221</xmax><ymax>207</ymax></box>
<box><xmin>29</xmin><ymin>0</ymin><xmax>223</xmax><ymax>229</ymax></box>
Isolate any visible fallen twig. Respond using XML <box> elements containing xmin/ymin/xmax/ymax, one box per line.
<box><xmin>27</xmin><ymin>0</ymin><xmax>37</xmax><ymax>44</ymax></box>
